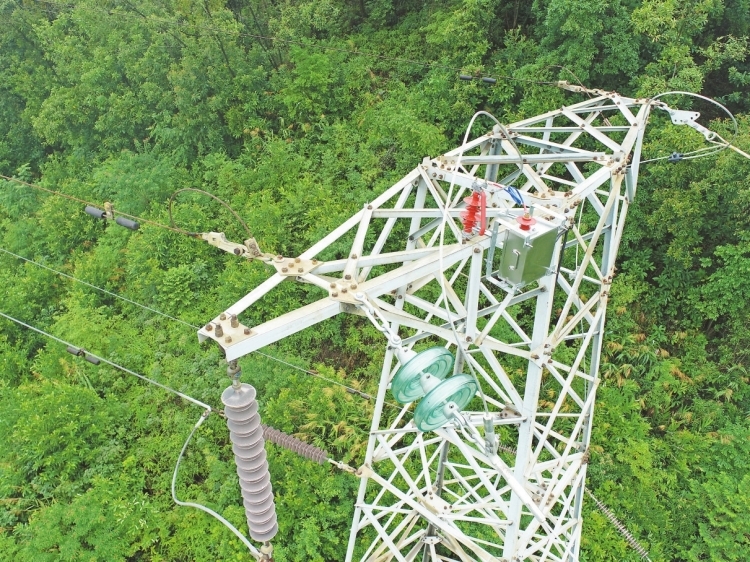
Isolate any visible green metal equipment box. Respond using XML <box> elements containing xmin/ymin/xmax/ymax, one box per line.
<box><xmin>499</xmin><ymin>224</ymin><xmax>559</xmax><ymax>286</ymax></box>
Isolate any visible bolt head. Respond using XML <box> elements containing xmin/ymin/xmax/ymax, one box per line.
<box><xmin>220</xmin><ymin>313</ymin><xmax>227</xmax><ymax>321</ymax></box>
<box><xmin>344</xmin><ymin>274</ymin><xmax>351</xmax><ymax>280</ymax></box>
<box><xmin>298</xmin><ymin>268</ymin><xmax>303</xmax><ymax>273</ymax></box>
<box><xmin>332</xmin><ymin>291</ymin><xmax>339</xmax><ymax>297</ymax></box>
<box><xmin>225</xmin><ymin>336</ymin><xmax>232</xmax><ymax>343</ymax></box>
<box><xmin>243</xmin><ymin>328</ymin><xmax>251</xmax><ymax>335</ymax></box>
<box><xmin>282</xmin><ymin>267</ymin><xmax>288</xmax><ymax>273</ymax></box>
<box><xmin>205</xmin><ymin>324</ymin><xmax>213</xmax><ymax>331</ymax></box>
<box><xmin>295</xmin><ymin>257</ymin><xmax>300</xmax><ymax>263</ymax></box>
<box><xmin>341</xmin><ymin>288</ymin><xmax>348</xmax><ymax>293</ymax></box>
<box><xmin>350</xmin><ymin>283</ymin><xmax>357</xmax><ymax>289</ymax></box>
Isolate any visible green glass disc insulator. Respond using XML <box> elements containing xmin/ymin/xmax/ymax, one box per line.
<box><xmin>414</xmin><ymin>374</ymin><xmax>478</xmax><ymax>432</ymax></box>
<box><xmin>390</xmin><ymin>347</ymin><xmax>455</xmax><ymax>404</ymax></box>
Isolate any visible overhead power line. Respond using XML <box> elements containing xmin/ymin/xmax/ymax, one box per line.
<box><xmin>0</xmin><ymin>244</ymin><xmax>395</xmax><ymax>407</ymax></box>
<box><xmin>0</xmin><ymin>309</ymin><xmax>214</xmax><ymax>411</ymax></box>
<box><xmin>0</xmin><ymin>246</ymin><xmax>196</xmax><ymax>329</ymax></box>
<box><xmin>0</xmin><ymin>174</ymin><xmax>191</xmax><ymax>235</ymax></box>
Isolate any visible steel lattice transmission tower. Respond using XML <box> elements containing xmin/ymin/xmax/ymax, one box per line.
<box><xmin>199</xmin><ymin>86</ymin><xmax>670</xmax><ymax>561</ymax></box>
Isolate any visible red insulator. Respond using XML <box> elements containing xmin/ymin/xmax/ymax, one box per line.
<box><xmin>460</xmin><ymin>191</ymin><xmax>486</xmax><ymax>236</ymax></box>
<box><xmin>516</xmin><ymin>212</ymin><xmax>536</xmax><ymax>231</ymax></box>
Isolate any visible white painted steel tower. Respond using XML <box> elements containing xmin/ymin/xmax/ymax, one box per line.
<box><xmin>199</xmin><ymin>85</ymin><xmax>678</xmax><ymax>561</ymax></box>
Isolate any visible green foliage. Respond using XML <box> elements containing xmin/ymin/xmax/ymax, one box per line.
<box><xmin>0</xmin><ymin>0</ymin><xmax>749</xmax><ymax>560</ymax></box>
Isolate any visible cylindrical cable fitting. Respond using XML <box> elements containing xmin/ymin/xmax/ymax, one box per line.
<box><xmin>66</xmin><ymin>345</ymin><xmax>100</xmax><ymax>365</ymax></box>
<box><xmin>115</xmin><ymin>216</ymin><xmax>140</xmax><ymax>230</ymax></box>
<box><xmin>84</xmin><ymin>206</ymin><xmax>106</xmax><ymax>219</ymax></box>
<box><xmin>222</xmin><ymin>384</ymin><xmax>278</xmax><ymax>543</ymax></box>
<box><xmin>84</xmin><ymin>354</ymin><xmax>100</xmax><ymax>365</ymax></box>
<box><xmin>481</xmin><ymin>76</ymin><xmax>497</xmax><ymax>84</ymax></box>
<box><xmin>459</xmin><ymin>74</ymin><xmax>474</xmax><ymax>80</ymax></box>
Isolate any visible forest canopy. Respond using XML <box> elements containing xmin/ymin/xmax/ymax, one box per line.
<box><xmin>0</xmin><ymin>0</ymin><xmax>749</xmax><ymax>561</ymax></box>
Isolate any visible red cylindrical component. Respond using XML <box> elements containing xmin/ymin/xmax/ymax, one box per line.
<box><xmin>478</xmin><ymin>191</ymin><xmax>486</xmax><ymax>235</ymax></box>
<box><xmin>461</xmin><ymin>191</ymin><xmax>487</xmax><ymax>236</ymax></box>
<box><xmin>516</xmin><ymin>213</ymin><xmax>536</xmax><ymax>231</ymax></box>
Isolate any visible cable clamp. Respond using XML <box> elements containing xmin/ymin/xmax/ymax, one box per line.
<box><xmin>658</xmin><ymin>106</ymin><xmax>717</xmax><ymax>141</ymax></box>
<box><xmin>65</xmin><ymin>345</ymin><xmax>101</xmax><ymax>365</ymax></box>
<box><xmin>201</xmin><ymin>232</ymin><xmax>276</xmax><ymax>263</ymax></box>
<box><xmin>84</xmin><ymin>202</ymin><xmax>140</xmax><ymax>230</ymax></box>
<box><xmin>328</xmin><ymin>459</ymin><xmax>359</xmax><ymax>475</ymax></box>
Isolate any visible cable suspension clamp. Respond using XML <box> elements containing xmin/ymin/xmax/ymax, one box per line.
<box><xmin>353</xmin><ymin>292</ymin><xmax>403</xmax><ymax>349</ymax></box>
<box><xmin>201</xmin><ymin>232</ymin><xmax>274</xmax><ymax>262</ymax></box>
<box><xmin>656</xmin><ymin>104</ymin><xmax>717</xmax><ymax>141</ymax></box>
<box><xmin>65</xmin><ymin>345</ymin><xmax>101</xmax><ymax>365</ymax></box>
<box><xmin>83</xmin><ymin>202</ymin><xmax>140</xmax><ymax>230</ymax></box>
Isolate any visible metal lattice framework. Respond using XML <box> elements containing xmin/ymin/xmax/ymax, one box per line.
<box><xmin>199</xmin><ymin>86</ymin><xmax>659</xmax><ymax>561</ymax></box>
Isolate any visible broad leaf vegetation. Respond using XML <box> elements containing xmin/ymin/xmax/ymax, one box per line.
<box><xmin>1</xmin><ymin>1</ymin><xmax>749</xmax><ymax>560</ymax></box>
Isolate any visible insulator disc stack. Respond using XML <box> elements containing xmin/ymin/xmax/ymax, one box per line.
<box><xmin>221</xmin><ymin>383</ymin><xmax>278</xmax><ymax>543</ymax></box>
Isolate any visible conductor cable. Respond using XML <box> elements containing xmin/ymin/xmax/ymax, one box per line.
<box><xmin>171</xmin><ymin>411</ymin><xmax>261</xmax><ymax>559</ymax></box>
<box><xmin>167</xmin><ymin>187</ymin><xmax>253</xmax><ymax>238</ymax></box>
<box><xmin>0</xmin><ymin>246</ymin><xmax>196</xmax><ymax>329</ymax></box>
<box><xmin>0</xmin><ymin>249</ymin><xmax>392</xmax><ymax>408</ymax></box>
<box><xmin>641</xmin><ymin>91</ymin><xmax>744</xmax><ymax>164</ymax></box>
<box><xmin>437</xmin><ymin>110</ymin><xmax>524</xmax><ymax>414</ymax></box>
<box><xmin>0</xmin><ymin>309</ymin><xmax>212</xmax><ymax>411</ymax></box>
<box><xmin>0</xmin><ymin>174</ymin><xmax>191</xmax><ymax>235</ymax></box>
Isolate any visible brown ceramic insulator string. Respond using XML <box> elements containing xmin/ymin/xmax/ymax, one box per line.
<box><xmin>586</xmin><ymin>490</ymin><xmax>652</xmax><ymax>561</ymax></box>
<box><xmin>262</xmin><ymin>425</ymin><xmax>330</xmax><ymax>465</ymax></box>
